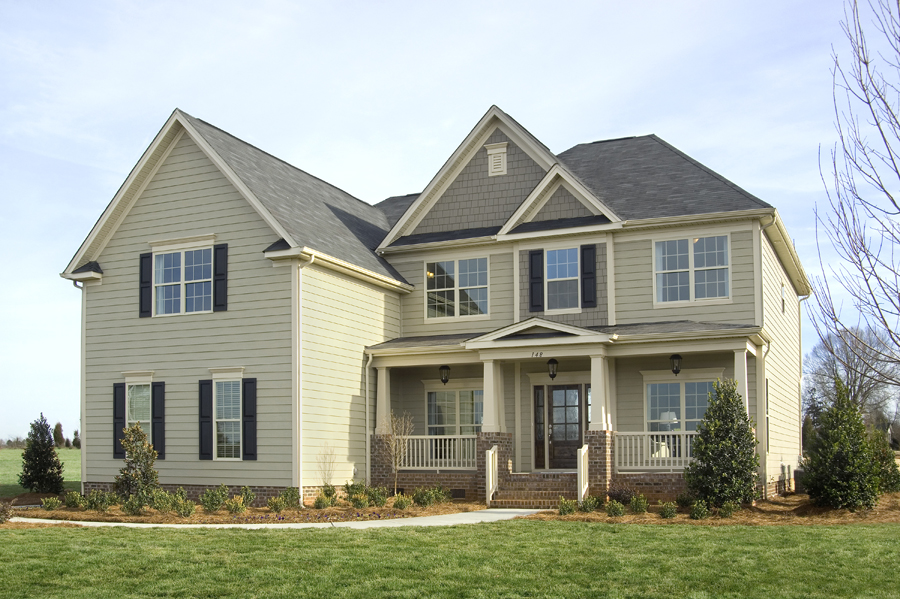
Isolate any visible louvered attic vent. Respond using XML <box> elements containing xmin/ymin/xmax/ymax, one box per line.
<box><xmin>485</xmin><ymin>142</ymin><xmax>508</xmax><ymax>176</ymax></box>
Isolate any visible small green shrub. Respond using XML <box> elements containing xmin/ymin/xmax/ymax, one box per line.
<box><xmin>658</xmin><ymin>501</ymin><xmax>677</xmax><ymax>519</ymax></box>
<box><xmin>393</xmin><ymin>494</ymin><xmax>412</xmax><ymax>510</ymax></box>
<box><xmin>19</xmin><ymin>414</ymin><xmax>65</xmax><ymax>494</ymax></box>
<box><xmin>121</xmin><ymin>495</ymin><xmax>145</xmax><ymax>516</ymax></box>
<box><xmin>0</xmin><ymin>502</ymin><xmax>11</xmax><ymax>524</ymax></box>
<box><xmin>675</xmin><ymin>492</ymin><xmax>695</xmax><ymax>508</ymax></box>
<box><xmin>225</xmin><ymin>496</ymin><xmax>245</xmax><ymax>514</ymax></box>
<box><xmin>606</xmin><ymin>500</ymin><xmax>625</xmax><ymax>517</ymax></box>
<box><xmin>719</xmin><ymin>500</ymin><xmax>740</xmax><ymax>518</ymax></box>
<box><xmin>558</xmin><ymin>496</ymin><xmax>577</xmax><ymax>515</ymax></box>
<box><xmin>690</xmin><ymin>500</ymin><xmax>710</xmax><ymax>520</ymax></box>
<box><xmin>607</xmin><ymin>485</ymin><xmax>636</xmax><ymax>505</ymax></box>
<box><xmin>432</xmin><ymin>486</ymin><xmax>453</xmax><ymax>503</ymax></box>
<box><xmin>149</xmin><ymin>489</ymin><xmax>175</xmax><ymax>514</ymax></box>
<box><xmin>113</xmin><ymin>423</ymin><xmax>159</xmax><ymax>502</ymax></box>
<box><xmin>629</xmin><ymin>494</ymin><xmax>648</xmax><ymax>514</ymax></box>
<box><xmin>267</xmin><ymin>496</ymin><xmax>286</xmax><ymax>513</ymax></box>
<box><xmin>199</xmin><ymin>485</ymin><xmax>229</xmax><ymax>513</ymax></box>
<box><xmin>313</xmin><ymin>494</ymin><xmax>332</xmax><ymax>509</ymax></box>
<box><xmin>322</xmin><ymin>483</ymin><xmax>337</xmax><ymax>499</ymax></box>
<box><xmin>870</xmin><ymin>428</ymin><xmax>900</xmax><ymax>493</ymax></box>
<box><xmin>412</xmin><ymin>487</ymin><xmax>435</xmax><ymax>507</ymax></box>
<box><xmin>240</xmin><ymin>486</ymin><xmax>256</xmax><ymax>509</ymax></box>
<box><xmin>85</xmin><ymin>489</ymin><xmax>115</xmax><ymax>512</ymax></box>
<box><xmin>367</xmin><ymin>486</ymin><xmax>388</xmax><ymax>507</ymax></box>
<box><xmin>41</xmin><ymin>497</ymin><xmax>62</xmax><ymax>511</ymax></box>
<box><xmin>278</xmin><ymin>487</ymin><xmax>301</xmax><ymax>509</ymax></box>
<box><xmin>343</xmin><ymin>481</ymin><xmax>366</xmax><ymax>500</ymax></box>
<box><xmin>579</xmin><ymin>495</ymin><xmax>600</xmax><ymax>512</ymax></box>
<box><xmin>350</xmin><ymin>493</ymin><xmax>369</xmax><ymax>509</ymax></box>
<box><xmin>173</xmin><ymin>497</ymin><xmax>196</xmax><ymax>518</ymax></box>
<box><xmin>64</xmin><ymin>491</ymin><xmax>85</xmax><ymax>509</ymax></box>
<box><xmin>172</xmin><ymin>487</ymin><xmax>188</xmax><ymax>502</ymax></box>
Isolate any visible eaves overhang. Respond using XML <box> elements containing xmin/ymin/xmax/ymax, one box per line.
<box><xmin>264</xmin><ymin>245</ymin><xmax>413</xmax><ymax>293</ymax></box>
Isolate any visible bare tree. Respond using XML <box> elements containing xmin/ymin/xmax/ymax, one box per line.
<box><xmin>316</xmin><ymin>442</ymin><xmax>336</xmax><ymax>487</ymax></box>
<box><xmin>812</xmin><ymin>0</ymin><xmax>900</xmax><ymax>386</ymax></box>
<box><xmin>384</xmin><ymin>411</ymin><xmax>414</xmax><ymax>495</ymax></box>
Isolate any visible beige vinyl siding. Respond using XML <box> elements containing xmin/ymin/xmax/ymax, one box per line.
<box><xmin>614</xmin><ymin>229</ymin><xmax>756</xmax><ymax>325</ymax></box>
<box><xmin>761</xmin><ymin>233</ymin><xmax>803</xmax><ymax>481</ymax></box>
<box><xmin>300</xmin><ymin>265</ymin><xmax>400</xmax><ymax>487</ymax></box>
<box><xmin>84</xmin><ymin>133</ymin><xmax>294</xmax><ymax>487</ymax></box>
<box><xmin>388</xmin><ymin>364</ymin><xmax>485</xmax><ymax>435</ymax></box>
<box><xmin>394</xmin><ymin>252</ymin><xmax>515</xmax><ymax>336</ymax></box>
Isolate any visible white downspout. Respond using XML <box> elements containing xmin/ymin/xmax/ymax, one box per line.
<box><xmin>365</xmin><ymin>352</ymin><xmax>373</xmax><ymax>485</ymax></box>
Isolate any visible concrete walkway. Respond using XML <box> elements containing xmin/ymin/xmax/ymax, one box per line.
<box><xmin>10</xmin><ymin>508</ymin><xmax>540</xmax><ymax>530</ymax></box>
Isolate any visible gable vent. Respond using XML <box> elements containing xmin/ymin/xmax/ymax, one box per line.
<box><xmin>485</xmin><ymin>142</ymin><xmax>508</xmax><ymax>176</ymax></box>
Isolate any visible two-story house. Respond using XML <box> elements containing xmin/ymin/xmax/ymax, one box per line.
<box><xmin>62</xmin><ymin>106</ymin><xmax>809</xmax><ymax>507</ymax></box>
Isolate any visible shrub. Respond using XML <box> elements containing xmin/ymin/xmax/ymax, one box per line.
<box><xmin>85</xmin><ymin>489</ymin><xmax>115</xmax><ymax>512</ymax></box>
<box><xmin>432</xmin><ymin>486</ymin><xmax>452</xmax><ymax>503</ymax></box>
<box><xmin>606</xmin><ymin>500</ymin><xmax>626</xmax><ymax>517</ymax></box>
<box><xmin>579</xmin><ymin>495</ymin><xmax>601</xmax><ymax>512</ymax></box>
<box><xmin>412</xmin><ymin>487</ymin><xmax>435</xmax><ymax>507</ymax></box>
<box><xmin>240</xmin><ymin>486</ymin><xmax>256</xmax><ymax>509</ymax></box>
<box><xmin>870</xmin><ymin>428</ymin><xmax>900</xmax><ymax>493</ymax></box>
<box><xmin>278</xmin><ymin>487</ymin><xmax>301</xmax><ymax>509</ymax></box>
<box><xmin>64</xmin><ymin>491</ymin><xmax>86</xmax><ymax>509</ymax></box>
<box><xmin>113</xmin><ymin>424</ymin><xmax>159</xmax><ymax>503</ymax></box>
<box><xmin>690</xmin><ymin>500</ymin><xmax>709</xmax><ymax>520</ymax></box>
<box><xmin>173</xmin><ymin>497</ymin><xmax>196</xmax><ymax>518</ymax></box>
<box><xmin>225</xmin><ymin>496</ymin><xmax>245</xmax><ymax>514</ymax></box>
<box><xmin>393</xmin><ymin>494</ymin><xmax>412</xmax><ymax>510</ymax></box>
<box><xmin>658</xmin><ymin>501</ymin><xmax>677</xmax><ymax>519</ymax></box>
<box><xmin>685</xmin><ymin>379</ymin><xmax>759</xmax><ymax>508</ymax></box>
<box><xmin>199</xmin><ymin>484</ymin><xmax>229</xmax><ymax>513</ymax></box>
<box><xmin>350</xmin><ymin>493</ymin><xmax>369</xmax><ymax>509</ymax></box>
<box><xmin>629</xmin><ymin>494</ymin><xmax>648</xmax><ymax>514</ymax></box>
<box><xmin>803</xmin><ymin>379</ymin><xmax>880</xmax><ymax>511</ymax></box>
<box><xmin>19</xmin><ymin>414</ymin><xmax>65</xmax><ymax>494</ymax></box>
<box><xmin>675</xmin><ymin>492</ymin><xmax>695</xmax><ymax>508</ymax></box>
<box><xmin>606</xmin><ymin>485</ymin><xmax>636</xmax><ymax>505</ymax></box>
<box><xmin>322</xmin><ymin>483</ymin><xmax>337</xmax><ymax>499</ymax></box>
<box><xmin>367</xmin><ymin>486</ymin><xmax>388</xmax><ymax>507</ymax></box>
<box><xmin>172</xmin><ymin>487</ymin><xmax>188</xmax><ymax>502</ymax></box>
<box><xmin>558</xmin><ymin>496</ymin><xmax>577</xmax><ymax>515</ymax></box>
<box><xmin>313</xmin><ymin>494</ymin><xmax>332</xmax><ymax>509</ymax></box>
<box><xmin>267</xmin><ymin>496</ymin><xmax>286</xmax><ymax>514</ymax></box>
<box><xmin>150</xmin><ymin>489</ymin><xmax>175</xmax><ymax>514</ymax></box>
<box><xmin>343</xmin><ymin>481</ymin><xmax>366</xmax><ymax>501</ymax></box>
<box><xmin>122</xmin><ymin>495</ymin><xmax>145</xmax><ymax>516</ymax></box>
<box><xmin>0</xmin><ymin>502</ymin><xmax>11</xmax><ymax>524</ymax></box>
<box><xmin>719</xmin><ymin>500</ymin><xmax>740</xmax><ymax>518</ymax></box>
<box><xmin>41</xmin><ymin>497</ymin><xmax>62</xmax><ymax>511</ymax></box>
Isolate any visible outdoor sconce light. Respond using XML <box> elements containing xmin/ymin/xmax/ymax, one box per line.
<box><xmin>547</xmin><ymin>358</ymin><xmax>559</xmax><ymax>380</ymax></box>
<box><xmin>670</xmin><ymin>354</ymin><xmax>682</xmax><ymax>376</ymax></box>
<box><xmin>439</xmin><ymin>365</ymin><xmax>451</xmax><ymax>385</ymax></box>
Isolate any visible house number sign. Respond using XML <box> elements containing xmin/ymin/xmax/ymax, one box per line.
<box><xmin>531</xmin><ymin>351</ymin><xmax>544</xmax><ymax>357</ymax></box>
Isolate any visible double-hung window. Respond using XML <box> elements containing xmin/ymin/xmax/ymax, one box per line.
<box><xmin>427</xmin><ymin>389</ymin><xmax>483</xmax><ymax>435</ymax></box>
<box><xmin>643</xmin><ymin>369</ymin><xmax>721</xmax><ymax>432</ymax></box>
<box><xmin>654</xmin><ymin>235</ymin><xmax>729</xmax><ymax>303</ymax></box>
<box><xmin>215</xmin><ymin>380</ymin><xmax>242</xmax><ymax>459</ymax></box>
<box><xmin>126</xmin><ymin>384</ymin><xmax>151</xmax><ymax>430</ymax></box>
<box><xmin>546</xmin><ymin>248</ymin><xmax>579</xmax><ymax>310</ymax></box>
<box><xmin>426</xmin><ymin>258</ymin><xmax>488</xmax><ymax>318</ymax></box>
<box><xmin>155</xmin><ymin>248</ymin><xmax>213</xmax><ymax>315</ymax></box>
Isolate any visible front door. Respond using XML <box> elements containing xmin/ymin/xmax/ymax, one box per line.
<box><xmin>548</xmin><ymin>385</ymin><xmax>582</xmax><ymax>469</ymax></box>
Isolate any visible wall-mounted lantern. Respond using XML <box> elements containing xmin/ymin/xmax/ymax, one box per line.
<box><xmin>670</xmin><ymin>354</ymin><xmax>682</xmax><ymax>376</ymax></box>
<box><xmin>439</xmin><ymin>365</ymin><xmax>451</xmax><ymax>385</ymax></box>
<box><xmin>547</xmin><ymin>358</ymin><xmax>559</xmax><ymax>380</ymax></box>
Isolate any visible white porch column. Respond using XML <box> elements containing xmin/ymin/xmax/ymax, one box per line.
<box><xmin>482</xmin><ymin>360</ymin><xmax>503</xmax><ymax>433</ymax></box>
<box><xmin>589</xmin><ymin>355</ymin><xmax>609</xmax><ymax>431</ymax></box>
<box><xmin>375</xmin><ymin>366</ymin><xmax>391</xmax><ymax>433</ymax></box>
<box><xmin>734</xmin><ymin>349</ymin><xmax>749</xmax><ymax>413</ymax></box>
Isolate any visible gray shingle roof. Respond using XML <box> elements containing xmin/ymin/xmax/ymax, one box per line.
<box><xmin>376</xmin><ymin>194</ymin><xmax>419</xmax><ymax>227</ymax></box>
<box><xmin>557</xmin><ymin>135</ymin><xmax>771</xmax><ymax>220</ymax></box>
<box><xmin>180</xmin><ymin>112</ymin><xmax>405</xmax><ymax>281</ymax></box>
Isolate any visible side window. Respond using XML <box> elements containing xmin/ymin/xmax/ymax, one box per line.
<box><xmin>140</xmin><ymin>241</ymin><xmax>227</xmax><ymax>318</ymax></box>
<box><xmin>199</xmin><ymin>376</ymin><xmax>256</xmax><ymax>461</ymax></box>
<box><xmin>426</xmin><ymin>258</ymin><xmax>488</xmax><ymax>318</ymax></box>
<box><xmin>215</xmin><ymin>380</ymin><xmax>242</xmax><ymax>459</ymax></box>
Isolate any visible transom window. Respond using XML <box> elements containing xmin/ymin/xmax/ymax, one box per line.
<box><xmin>426</xmin><ymin>258</ymin><xmax>488</xmax><ymax>318</ymax></box>
<box><xmin>155</xmin><ymin>248</ymin><xmax>212</xmax><ymax>315</ymax></box>
<box><xmin>546</xmin><ymin>248</ymin><xmax>579</xmax><ymax>310</ymax></box>
<box><xmin>427</xmin><ymin>390</ymin><xmax>483</xmax><ymax>435</ymax></box>
<box><xmin>647</xmin><ymin>381</ymin><xmax>713</xmax><ymax>431</ymax></box>
<box><xmin>215</xmin><ymin>380</ymin><xmax>241</xmax><ymax>459</ymax></box>
<box><xmin>655</xmin><ymin>235</ymin><xmax>729</xmax><ymax>303</ymax></box>
<box><xmin>126</xmin><ymin>384</ymin><xmax>150</xmax><ymax>430</ymax></box>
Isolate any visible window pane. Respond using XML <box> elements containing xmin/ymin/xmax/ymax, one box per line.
<box><xmin>127</xmin><ymin>384</ymin><xmax>151</xmax><ymax>424</ymax></box>
<box><xmin>155</xmin><ymin>252</ymin><xmax>181</xmax><ymax>284</ymax></box>
<box><xmin>185</xmin><ymin>281</ymin><xmax>212</xmax><ymax>312</ymax></box>
<box><xmin>693</xmin><ymin>236</ymin><xmax>727</xmax><ymax>269</ymax></box>
<box><xmin>459</xmin><ymin>390</ymin><xmax>483</xmax><ymax>432</ymax></box>
<box><xmin>685</xmin><ymin>382</ymin><xmax>713</xmax><ymax>422</ymax></box>
<box><xmin>695</xmin><ymin>268</ymin><xmax>729</xmax><ymax>299</ymax></box>
<box><xmin>459</xmin><ymin>287</ymin><xmax>487</xmax><ymax>316</ymax></box>
<box><xmin>185</xmin><ymin>248</ymin><xmax>212</xmax><ymax>282</ymax></box>
<box><xmin>657</xmin><ymin>271</ymin><xmax>689</xmax><ymax>302</ymax></box>
<box><xmin>427</xmin><ymin>290</ymin><xmax>455</xmax><ymax>318</ymax></box>
<box><xmin>216</xmin><ymin>421</ymin><xmax>241</xmax><ymax>458</ymax></box>
<box><xmin>647</xmin><ymin>383</ymin><xmax>680</xmax><ymax>423</ymax></box>
<box><xmin>427</xmin><ymin>391</ymin><xmax>456</xmax><ymax>435</ymax></box>
<box><xmin>458</xmin><ymin>258</ymin><xmax>487</xmax><ymax>288</ymax></box>
<box><xmin>547</xmin><ymin>249</ymin><xmax>578</xmax><ymax>280</ymax></box>
<box><xmin>656</xmin><ymin>240</ymin><xmax>688</xmax><ymax>272</ymax></box>
<box><xmin>426</xmin><ymin>261</ymin><xmax>454</xmax><ymax>291</ymax></box>
<box><xmin>548</xmin><ymin>279</ymin><xmax>578</xmax><ymax>309</ymax></box>
<box><xmin>216</xmin><ymin>381</ymin><xmax>241</xmax><ymax>420</ymax></box>
<box><xmin>156</xmin><ymin>284</ymin><xmax>181</xmax><ymax>314</ymax></box>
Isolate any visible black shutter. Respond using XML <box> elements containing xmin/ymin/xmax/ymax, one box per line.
<box><xmin>113</xmin><ymin>383</ymin><xmax>126</xmax><ymax>458</ymax></box>
<box><xmin>242</xmin><ymin>378</ymin><xmax>257</xmax><ymax>461</ymax></box>
<box><xmin>139</xmin><ymin>253</ymin><xmax>152</xmax><ymax>317</ymax></box>
<box><xmin>151</xmin><ymin>382</ymin><xmax>165</xmax><ymax>460</ymax></box>
<box><xmin>213</xmin><ymin>244</ymin><xmax>228</xmax><ymax>312</ymax></box>
<box><xmin>581</xmin><ymin>244</ymin><xmax>597</xmax><ymax>309</ymax></box>
<box><xmin>529</xmin><ymin>250</ymin><xmax>544</xmax><ymax>312</ymax></box>
<box><xmin>199</xmin><ymin>380</ymin><xmax>213</xmax><ymax>460</ymax></box>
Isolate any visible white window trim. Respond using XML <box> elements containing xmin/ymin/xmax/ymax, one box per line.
<box><xmin>423</xmin><ymin>258</ymin><xmax>491</xmax><ymax>321</ymax></box>
<box><xmin>211</xmin><ymin>368</ymin><xmax>243</xmax><ymax>461</ymax></box>
<box><xmin>485</xmin><ymin>142</ymin><xmax>508</xmax><ymax>177</ymax></box>
<box><xmin>152</xmin><ymin>245</ymin><xmax>215</xmax><ymax>317</ymax></box>
<box><xmin>651</xmin><ymin>233</ymin><xmax>732</xmax><ymax>308</ymax></box>
<box><xmin>544</xmin><ymin>247</ymin><xmax>581</xmax><ymax>314</ymax></box>
<box><xmin>641</xmin><ymin>368</ymin><xmax>723</xmax><ymax>432</ymax></box>
<box><xmin>423</xmin><ymin>378</ymin><xmax>484</xmax><ymax>436</ymax></box>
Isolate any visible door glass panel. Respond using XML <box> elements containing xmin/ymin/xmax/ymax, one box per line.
<box><xmin>552</xmin><ymin>389</ymin><xmax>566</xmax><ymax>406</ymax></box>
<box><xmin>534</xmin><ymin>387</ymin><xmax>545</xmax><ymax>469</ymax></box>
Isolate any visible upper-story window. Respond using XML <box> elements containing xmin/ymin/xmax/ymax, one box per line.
<box><xmin>155</xmin><ymin>248</ymin><xmax>213</xmax><ymax>315</ymax></box>
<box><xmin>654</xmin><ymin>235</ymin><xmax>729</xmax><ymax>303</ymax></box>
<box><xmin>426</xmin><ymin>258</ymin><xmax>488</xmax><ymax>318</ymax></box>
<box><xmin>546</xmin><ymin>248</ymin><xmax>579</xmax><ymax>310</ymax></box>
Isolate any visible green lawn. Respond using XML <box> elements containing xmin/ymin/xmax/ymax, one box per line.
<box><xmin>0</xmin><ymin>448</ymin><xmax>80</xmax><ymax>497</ymax></box>
<box><xmin>1</xmin><ymin>521</ymin><xmax>899</xmax><ymax>598</ymax></box>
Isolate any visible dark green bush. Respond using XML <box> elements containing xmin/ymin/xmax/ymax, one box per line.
<box><xmin>199</xmin><ymin>484</ymin><xmax>229</xmax><ymax>513</ymax></box>
<box><xmin>150</xmin><ymin>489</ymin><xmax>175</xmax><ymax>514</ymax></box>
<box><xmin>41</xmin><ymin>497</ymin><xmax>62</xmax><ymax>511</ymax></box>
<box><xmin>313</xmin><ymin>494</ymin><xmax>332</xmax><ymax>509</ymax></box>
<box><xmin>689</xmin><ymin>500</ymin><xmax>709</xmax><ymax>520</ymax></box>
<box><xmin>719</xmin><ymin>500</ymin><xmax>740</xmax><ymax>518</ymax></box>
<box><xmin>579</xmin><ymin>495</ymin><xmax>601</xmax><ymax>512</ymax></box>
<box><xmin>675</xmin><ymin>492</ymin><xmax>695</xmax><ymax>508</ymax></box>
<box><xmin>606</xmin><ymin>500</ymin><xmax>625</xmax><ymax>517</ymax></box>
<box><xmin>267</xmin><ymin>496</ymin><xmax>286</xmax><ymax>513</ymax></box>
<box><xmin>606</xmin><ymin>485</ymin><xmax>636</xmax><ymax>505</ymax></box>
<box><xmin>685</xmin><ymin>379</ymin><xmax>759</xmax><ymax>507</ymax></box>
<box><xmin>0</xmin><ymin>502</ymin><xmax>11</xmax><ymax>524</ymax></box>
<box><xmin>173</xmin><ymin>497</ymin><xmax>195</xmax><ymax>518</ymax></box>
<box><xmin>278</xmin><ymin>487</ymin><xmax>301</xmax><ymax>509</ymax></box>
<box><xmin>64</xmin><ymin>491</ymin><xmax>85</xmax><ymax>509</ymax></box>
<box><xmin>240</xmin><ymin>486</ymin><xmax>256</xmax><ymax>509</ymax></box>
<box><xmin>393</xmin><ymin>494</ymin><xmax>412</xmax><ymax>510</ymax></box>
<box><xmin>224</xmin><ymin>496</ymin><xmax>245</xmax><ymax>514</ymax></box>
<box><xmin>870</xmin><ymin>428</ymin><xmax>900</xmax><ymax>493</ymax></box>
<box><xmin>350</xmin><ymin>493</ymin><xmax>369</xmax><ymax>509</ymax></box>
<box><xmin>85</xmin><ymin>489</ymin><xmax>115</xmax><ymax>512</ymax></box>
<box><xmin>658</xmin><ymin>501</ymin><xmax>677</xmax><ymax>519</ymax></box>
<box><xmin>367</xmin><ymin>486</ymin><xmax>388</xmax><ymax>507</ymax></box>
<box><xmin>173</xmin><ymin>487</ymin><xmax>188</xmax><ymax>502</ymax></box>
<box><xmin>322</xmin><ymin>483</ymin><xmax>337</xmax><ymax>499</ymax></box>
<box><xmin>803</xmin><ymin>379</ymin><xmax>879</xmax><ymax>511</ymax></box>
<box><xmin>19</xmin><ymin>414</ymin><xmax>64</xmax><ymax>494</ymax></box>
<box><xmin>558</xmin><ymin>496</ymin><xmax>577</xmax><ymax>515</ymax></box>
<box><xmin>629</xmin><ymin>494</ymin><xmax>648</xmax><ymax>514</ymax></box>
<box><xmin>122</xmin><ymin>495</ymin><xmax>145</xmax><ymax>516</ymax></box>
<box><xmin>113</xmin><ymin>424</ymin><xmax>159</xmax><ymax>503</ymax></box>
<box><xmin>343</xmin><ymin>481</ymin><xmax>366</xmax><ymax>501</ymax></box>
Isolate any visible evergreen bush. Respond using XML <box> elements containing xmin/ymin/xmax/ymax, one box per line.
<box><xmin>224</xmin><ymin>496</ymin><xmax>245</xmax><ymax>514</ymax></box>
<box><xmin>869</xmin><ymin>428</ymin><xmax>900</xmax><ymax>493</ymax></box>
<box><xmin>606</xmin><ymin>500</ymin><xmax>625</xmax><ymax>517</ymax></box>
<box><xmin>684</xmin><ymin>379</ymin><xmax>759</xmax><ymax>507</ymax></box>
<box><xmin>113</xmin><ymin>424</ymin><xmax>159</xmax><ymax>503</ymax></box>
<box><xmin>267</xmin><ymin>496</ymin><xmax>286</xmax><ymax>513</ymax></box>
<box><xmin>18</xmin><ymin>414</ymin><xmax>65</xmax><ymax>494</ymax></box>
<box><xmin>558</xmin><ymin>496</ymin><xmax>577</xmax><ymax>515</ymax></box>
<box><xmin>629</xmin><ymin>494</ymin><xmax>649</xmax><ymax>514</ymax></box>
<box><xmin>122</xmin><ymin>495</ymin><xmax>145</xmax><ymax>516</ymax></box>
<box><xmin>350</xmin><ymin>493</ymin><xmax>369</xmax><ymax>509</ymax></box>
<box><xmin>393</xmin><ymin>494</ymin><xmax>411</xmax><ymax>510</ymax></box>
<box><xmin>173</xmin><ymin>497</ymin><xmax>196</xmax><ymax>518</ymax></box>
<box><xmin>689</xmin><ymin>500</ymin><xmax>709</xmax><ymax>520</ymax></box>
<box><xmin>239</xmin><ymin>486</ymin><xmax>256</xmax><ymax>509</ymax></box>
<box><xmin>278</xmin><ymin>487</ymin><xmax>301</xmax><ymax>509</ymax></box>
<box><xmin>675</xmin><ymin>492</ymin><xmax>695</xmax><ymax>508</ymax></box>
<box><xmin>658</xmin><ymin>501</ymin><xmax>677</xmax><ymax>519</ymax></box>
<box><xmin>606</xmin><ymin>485</ymin><xmax>636</xmax><ymax>505</ymax></box>
<box><xmin>802</xmin><ymin>379</ymin><xmax>880</xmax><ymax>511</ymax></box>
<box><xmin>313</xmin><ymin>494</ymin><xmax>331</xmax><ymax>509</ymax></box>
<box><xmin>41</xmin><ymin>497</ymin><xmax>62</xmax><ymax>511</ymax></box>
<box><xmin>85</xmin><ymin>489</ymin><xmax>115</xmax><ymax>512</ymax></box>
<box><xmin>367</xmin><ymin>486</ymin><xmax>388</xmax><ymax>507</ymax></box>
<box><xmin>64</xmin><ymin>491</ymin><xmax>86</xmax><ymax>509</ymax></box>
<box><xmin>579</xmin><ymin>495</ymin><xmax>600</xmax><ymax>512</ymax></box>
<box><xmin>199</xmin><ymin>484</ymin><xmax>229</xmax><ymax>513</ymax></box>
<box><xmin>0</xmin><ymin>502</ymin><xmax>11</xmax><ymax>524</ymax></box>
<box><xmin>719</xmin><ymin>500</ymin><xmax>740</xmax><ymax>518</ymax></box>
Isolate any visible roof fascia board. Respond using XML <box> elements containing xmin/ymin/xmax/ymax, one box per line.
<box><xmin>377</xmin><ymin>106</ymin><xmax>559</xmax><ymax>251</ymax></box>
<box><xmin>378</xmin><ymin>235</ymin><xmax>499</xmax><ymax>255</ymax></box>
<box><xmin>467</xmin><ymin>317</ymin><xmax>598</xmax><ymax>343</ymax></box>
<box><xmin>764</xmin><ymin>211</ymin><xmax>812</xmax><ymax>296</ymax></box>
<box><xmin>605</xmin><ymin>336</ymin><xmax>760</xmax><ymax>358</ymax></box>
<box><xmin>265</xmin><ymin>246</ymin><xmax>413</xmax><ymax>293</ymax></box>
<box><xmin>609</xmin><ymin>326</ymin><xmax>763</xmax><ymax>344</ymax></box>
<box><xmin>467</xmin><ymin>333</ymin><xmax>610</xmax><ymax>351</ymax></box>
<box><xmin>621</xmin><ymin>208</ymin><xmax>774</xmax><ymax>231</ymax></box>
<box><xmin>60</xmin><ymin>271</ymin><xmax>102</xmax><ymax>282</ymax></box>
<box><xmin>497</xmin><ymin>222</ymin><xmax>623</xmax><ymax>243</ymax></box>
<box><xmin>370</xmin><ymin>350</ymin><xmax>477</xmax><ymax>368</ymax></box>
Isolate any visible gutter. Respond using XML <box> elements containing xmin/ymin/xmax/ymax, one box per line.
<box><xmin>365</xmin><ymin>352</ymin><xmax>373</xmax><ymax>486</ymax></box>
<box><xmin>265</xmin><ymin>246</ymin><xmax>413</xmax><ymax>293</ymax></box>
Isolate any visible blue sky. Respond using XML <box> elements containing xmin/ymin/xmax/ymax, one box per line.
<box><xmin>0</xmin><ymin>0</ymin><xmax>847</xmax><ymax>439</ymax></box>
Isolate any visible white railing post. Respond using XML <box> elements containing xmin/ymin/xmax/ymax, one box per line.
<box><xmin>614</xmin><ymin>432</ymin><xmax>698</xmax><ymax>472</ymax></box>
<box><xmin>399</xmin><ymin>436</ymin><xmax>478</xmax><ymax>470</ymax></box>
<box><xmin>577</xmin><ymin>444</ymin><xmax>589</xmax><ymax>503</ymax></box>
<box><xmin>486</xmin><ymin>444</ymin><xmax>498</xmax><ymax>507</ymax></box>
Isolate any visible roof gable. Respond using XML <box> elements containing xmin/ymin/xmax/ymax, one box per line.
<box><xmin>465</xmin><ymin>317</ymin><xmax>609</xmax><ymax>349</ymax></box>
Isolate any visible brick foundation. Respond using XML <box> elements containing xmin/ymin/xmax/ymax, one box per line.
<box><xmin>611</xmin><ymin>472</ymin><xmax>687</xmax><ymax>502</ymax></box>
<box><xmin>82</xmin><ymin>482</ymin><xmax>290</xmax><ymax>508</ymax></box>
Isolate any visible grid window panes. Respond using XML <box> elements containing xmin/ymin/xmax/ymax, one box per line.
<box><xmin>551</xmin><ymin>387</ymin><xmax>580</xmax><ymax>441</ymax></box>
<box><xmin>458</xmin><ymin>258</ymin><xmax>488</xmax><ymax>316</ymax></box>
<box><xmin>655</xmin><ymin>239</ymin><xmax>690</xmax><ymax>302</ymax></box>
<box><xmin>647</xmin><ymin>381</ymin><xmax>714</xmax><ymax>431</ymax></box>
<box><xmin>546</xmin><ymin>248</ymin><xmax>579</xmax><ymax>310</ymax></box>
<box><xmin>685</xmin><ymin>382</ymin><xmax>713</xmax><ymax>431</ymax></box>
<box><xmin>426</xmin><ymin>261</ymin><xmax>455</xmax><ymax>318</ymax></box>
<box><xmin>215</xmin><ymin>381</ymin><xmax>241</xmax><ymax>459</ymax></box>
<box><xmin>693</xmin><ymin>236</ymin><xmax>728</xmax><ymax>299</ymax></box>
<box><xmin>655</xmin><ymin>236</ymin><xmax>729</xmax><ymax>303</ymax></box>
<box><xmin>426</xmin><ymin>258</ymin><xmax>489</xmax><ymax>318</ymax></box>
<box><xmin>154</xmin><ymin>249</ymin><xmax>213</xmax><ymax>315</ymax></box>
<box><xmin>427</xmin><ymin>390</ymin><xmax>483</xmax><ymax>435</ymax></box>
<box><xmin>126</xmin><ymin>384</ymin><xmax>151</xmax><ymax>429</ymax></box>
<box><xmin>459</xmin><ymin>390</ymin><xmax>484</xmax><ymax>435</ymax></box>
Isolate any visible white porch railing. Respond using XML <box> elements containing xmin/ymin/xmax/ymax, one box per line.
<box><xmin>615</xmin><ymin>432</ymin><xmax>697</xmax><ymax>471</ymax></box>
<box><xmin>400</xmin><ymin>435</ymin><xmax>478</xmax><ymax>470</ymax></box>
<box><xmin>486</xmin><ymin>444</ymin><xmax>499</xmax><ymax>507</ymax></box>
<box><xmin>577</xmin><ymin>444</ymin><xmax>589</xmax><ymax>503</ymax></box>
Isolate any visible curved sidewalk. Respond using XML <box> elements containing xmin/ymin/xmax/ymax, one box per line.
<box><xmin>10</xmin><ymin>508</ymin><xmax>540</xmax><ymax>530</ymax></box>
